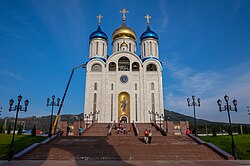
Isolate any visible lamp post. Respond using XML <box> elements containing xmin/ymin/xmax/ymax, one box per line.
<box><xmin>47</xmin><ymin>95</ymin><xmax>60</xmax><ymax>137</ymax></box>
<box><xmin>84</xmin><ymin>114</ymin><xmax>90</xmax><ymax>128</ymax></box>
<box><xmin>0</xmin><ymin>106</ymin><xmax>2</xmax><ymax>117</ymax></box>
<box><xmin>217</xmin><ymin>95</ymin><xmax>238</xmax><ymax>159</ymax></box>
<box><xmin>8</xmin><ymin>95</ymin><xmax>29</xmax><ymax>161</ymax></box>
<box><xmin>95</xmin><ymin>111</ymin><xmax>100</xmax><ymax>122</ymax></box>
<box><xmin>158</xmin><ymin>114</ymin><xmax>164</xmax><ymax>128</ymax></box>
<box><xmin>187</xmin><ymin>95</ymin><xmax>200</xmax><ymax>136</ymax></box>
<box><xmin>247</xmin><ymin>106</ymin><xmax>250</xmax><ymax>120</ymax></box>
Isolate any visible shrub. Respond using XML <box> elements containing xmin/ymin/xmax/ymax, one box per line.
<box><xmin>0</xmin><ymin>125</ymin><xmax>3</xmax><ymax>134</ymax></box>
<box><xmin>32</xmin><ymin>125</ymin><xmax>36</xmax><ymax>136</ymax></box>
<box><xmin>7</xmin><ymin>125</ymin><xmax>11</xmax><ymax>134</ymax></box>
<box><xmin>17</xmin><ymin>124</ymin><xmax>23</xmax><ymax>135</ymax></box>
<box><xmin>212</xmin><ymin>128</ymin><xmax>217</xmax><ymax>136</ymax></box>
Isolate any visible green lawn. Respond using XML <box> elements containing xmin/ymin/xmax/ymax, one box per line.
<box><xmin>200</xmin><ymin>134</ymin><xmax>250</xmax><ymax>160</ymax></box>
<box><xmin>0</xmin><ymin>134</ymin><xmax>46</xmax><ymax>160</ymax></box>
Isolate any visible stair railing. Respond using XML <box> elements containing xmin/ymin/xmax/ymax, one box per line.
<box><xmin>132</xmin><ymin>121</ymin><xmax>139</xmax><ymax>136</ymax></box>
<box><xmin>107</xmin><ymin>120</ymin><xmax>115</xmax><ymax>136</ymax></box>
<box><xmin>152</xmin><ymin>122</ymin><xmax>167</xmax><ymax>136</ymax></box>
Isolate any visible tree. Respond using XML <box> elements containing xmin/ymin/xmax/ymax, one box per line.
<box><xmin>212</xmin><ymin>128</ymin><xmax>217</xmax><ymax>136</ymax></box>
<box><xmin>7</xmin><ymin>125</ymin><xmax>11</xmax><ymax>134</ymax></box>
<box><xmin>32</xmin><ymin>125</ymin><xmax>36</xmax><ymax>136</ymax></box>
<box><xmin>0</xmin><ymin>125</ymin><xmax>3</xmax><ymax>134</ymax></box>
<box><xmin>238</xmin><ymin>125</ymin><xmax>242</xmax><ymax>135</ymax></box>
<box><xmin>17</xmin><ymin>124</ymin><xmax>23</xmax><ymax>135</ymax></box>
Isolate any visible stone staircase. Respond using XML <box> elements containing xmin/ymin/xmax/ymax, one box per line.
<box><xmin>135</xmin><ymin>123</ymin><xmax>163</xmax><ymax>136</ymax></box>
<box><xmin>19</xmin><ymin>123</ymin><xmax>226</xmax><ymax>160</ymax></box>
<box><xmin>83</xmin><ymin>123</ymin><xmax>111</xmax><ymax>136</ymax></box>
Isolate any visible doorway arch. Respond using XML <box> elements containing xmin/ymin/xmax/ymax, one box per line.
<box><xmin>118</xmin><ymin>92</ymin><xmax>130</xmax><ymax>123</ymax></box>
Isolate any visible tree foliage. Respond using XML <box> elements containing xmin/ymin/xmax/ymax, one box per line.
<box><xmin>31</xmin><ymin>125</ymin><xmax>36</xmax><ymax>136</ymax></box>
<box><xmin>7</xmin><ymin>125</ymin><xmax>11</xmax><ymax>134</ymax></box>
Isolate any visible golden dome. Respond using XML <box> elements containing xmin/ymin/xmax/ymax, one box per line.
<box><xmin>120</xmin><ymin>41</ymin><xmax>128</xmax><ymax>47</ymax></box>
<box><xmin>112</xmin><ymin>24</ymin><xmax>136</xmax><ymax>41</ymax></box>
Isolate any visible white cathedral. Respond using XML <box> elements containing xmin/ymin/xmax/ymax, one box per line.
<box><xmin>84</xmin><ymin>9</ymin><xmax>164</xmax><ymax>123</ymax></box>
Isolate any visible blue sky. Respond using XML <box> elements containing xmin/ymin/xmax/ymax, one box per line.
<box><xmin>0</xmin><ymin>0</ymin><xmax>250</xmax><ymax>123</ymax></box>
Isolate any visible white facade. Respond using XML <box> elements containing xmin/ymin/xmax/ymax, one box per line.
<box><xmin>84</xmin><ymin>16</ymin><xmax>164</xmax><ymax>123</ymax></box>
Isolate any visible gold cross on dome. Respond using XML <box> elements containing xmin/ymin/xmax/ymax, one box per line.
<box><xmin>97</xmin><ymin>14</ymin><xmax>103</xmax><ymax>25</ymax></box>
<box><xmin>145</xmin><ymin>14</ymin><xmax>151</xmax><ymax>25</ymax></box>
<box><xmin>120</xmin><ymin>9</ymin><xmax>129</xmax><ymax>23</ymax></box>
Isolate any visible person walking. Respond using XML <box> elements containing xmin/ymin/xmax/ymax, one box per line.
<box><xmin>148</xmin><ymin>130</ymin><xmax>152</xmax><ymax>144</ymax></box>
<box><xmin>79</xmin><ymin>126</ymin><xmax>83</xmax><ymax>136</ymax></box>
<box><xmin>66</xmin><ymin>125</ymin><xmax>70</xmax><ymax>136</ymax></box>
<box><xmin>144</xmin><ymin>129</ymin><xmax>149</xmax><ymax>144</ymax></box>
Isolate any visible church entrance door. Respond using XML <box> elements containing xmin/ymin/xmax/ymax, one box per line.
<box><xmin>118</xmin><ymin>92</ymin><xmax>130</xmax><ymax>123</ymax></box>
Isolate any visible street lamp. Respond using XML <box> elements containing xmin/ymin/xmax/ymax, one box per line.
<box><xmin>187</xmin><ymin>95</ymin><xmax>200</xmax><ymax>136</ymax></box>
<box><xmin>217</xmin><ymin>95</ymin><xmax>238</xmax><ymax>159</ymax></box>
<box><xmin>84</xmin><ymin>114</ymin><xmax>90</xmax><ymax>127</ymax></box>
<box><xmin>47</xmin><ymin>95</ymin><xmax>60</xmax><ymax>137</ymax></box>
<box><xmin>158</xmin><ymin>114</ymin><xmax>164</xmax><ymax>128</ymax></box>
<box><xmin>95</xmin><ymin>111</ymin><xmax>100</xmax><ymax>122</ymax></box>
<box><xmin>0</xmin><ymin>106</ymin><xmax>2</xmax><ymax>117</ymax></box>
<box><xmin>247</xmin><ymin>106</ymin><xmax>250</xmax><ymax>120</ymax></box>
<box><xmin>8</xmin><ymin>95</ymin><xmax>29</xmax><ymax>161</ymax></box>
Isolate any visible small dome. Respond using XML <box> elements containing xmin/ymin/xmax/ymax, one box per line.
<box><xmin>89</xmin><ymin>26</ymin><xmax>108</xmax><ymax>41</ymax></box>
<box><xmin>112</xmin><ymin>24</ymin><xmax>136</xmax><ymax>41</ymax></box>
<box><xmin>120</xmin><ymin>41</ymin><xmax>128</xmax><ymax>48</ymax></box>
<box><xmin>140</xmin><ymin>26</ymin><xmax>158</xmax><ymax>41</ymax></box>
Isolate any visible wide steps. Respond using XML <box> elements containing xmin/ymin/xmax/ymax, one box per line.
<box><xmin>20</xmin><ymin>135</ymin><xmax>225</xmax><ymax>160</ymax></box>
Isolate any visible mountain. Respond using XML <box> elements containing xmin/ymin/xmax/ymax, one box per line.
<box><xmin>0</xmin><ymin>109</ymin><xmax>249</xmax><ymax>133</ymax></box>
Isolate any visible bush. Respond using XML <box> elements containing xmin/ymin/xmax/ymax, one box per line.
<box><xmin>17</xmin><ymin>124</ymin><xmax>23</xmax><ymax>135</ymax></box>
<box><xmin>212</xmin><ymin>128</ymin><xmax>217</xmax><ymax>136</ymax></box>
<box><xmin>7</xmin><ymin>125</ymin><xmax>11</xmax><ymax>134</ymax></box>
<box><xmin>0</xmin><ymin>125</ymin><xmax>3</xmax><ymax>134</ymax></box>
<box><xmin>31</xmin><ymin>125</ymin><xmax>36</xmax><ymax>136</ymax></box>
<box><xmin>238</xmin><ymin>125</ymin><xmax>242</xmax><ymax>135</ymax></box>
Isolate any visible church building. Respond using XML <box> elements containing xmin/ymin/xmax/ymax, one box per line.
<box><xmin>84</xmin><ymin>9</ymin><xmax>164</xmax><ymax>123</ymax></box>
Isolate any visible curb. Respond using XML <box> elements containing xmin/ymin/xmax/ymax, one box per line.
<box><xmin>13</xmin><ymin>135</ymin><xmax>58</xmax><ymax>159</ymax></box>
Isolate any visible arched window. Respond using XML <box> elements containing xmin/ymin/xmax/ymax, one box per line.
<box><xmin>93</xmin><ymin>93</ymin><xmax>97</xmax><ymax>113</ymax></box>
<box><xmin>91</xmin><ymin>64</ymin><xmax>102</xmax><ymax>72</ymax></box>
<box><xmin>135</xmin><ymin>83</ymin><xmax>137</xmax><ymax>90</ymax></box>
<box><xmin>150</xmin><ymin>42</ymin><xmax>152</xmax><ymax>55</ymax></box>
<box><xmin>155</xmin><ymin>43</ymin><xmax>157</xmax><ymax>56</ymax></box>
<box><xmin>111</xmin><ymin>83</ymin><xmax>114</xmax><ymax>90</ymax></box>
<box><xmin>103</xmin><ymin>43</ymin><xmax>105</xmax><ymax>56</ymax></box>
<box><xmin>109</xmin><ymin>62</ymin><xmax>116</xmax><ymax>71</ymax></box>
<box><xmin>117</xmin><ymin>43</ymin><xmax>119</xmax><ymax>51</ymax></box>
<box><xmin>118</xmin><ymin>57</ymin><xmax>130</xmax><ymax>71</ymax></box>
<box><xmin>132</xmin><ymin>62</ymin><xmax>139</xmax><ymax>71</ymax></box>
<box><xmin>96</xmin><ymin>42</ymin><xmax>98</xmax><ymax>55</ymax></box>
<box><xmin>151</xmin><ymin>93</ymin><xmax>155</xmax><ymax>112</ymax></box>
<box><xmin>129</xmin><ymin>43</ymin><xmax>131</xmax><ymax>51</ymax></box>
<box><xmin>151</xmin><ymin>83</ymin><xmax>154</xmax><ymax>90</ymax></box>
<box><xmin>94</xmin><ymin>83</ymin><xmax>97</xmax><ymax>90</ymax></box>
<box><xmin>146</xmin><ymin>64</ymin><xmax>157</xmax><ymax>71</ymax></box>
<box><xmin>143</xmin><ymin>43</ymin><xmax>146</xmax><ymax>56</ymax></box>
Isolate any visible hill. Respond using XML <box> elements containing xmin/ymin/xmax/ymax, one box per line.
<box><xmin>0</xmin><ymin>109</ymin><xmax>249</xmax><ymax>134</ymax></box>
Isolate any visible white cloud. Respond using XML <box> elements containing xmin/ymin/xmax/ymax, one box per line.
<box><xmin>0</xmin><ymin>70</ymin><xmax>24</xmax><ymax>81</ymax></box>
<box><xmin>163</xmin><ymin>60</ymin><xmax>250</xmax><ymax>124</ymax></box>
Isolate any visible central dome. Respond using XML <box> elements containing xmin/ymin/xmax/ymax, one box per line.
<box><xmin>112</xmin><ymin>24</ymin><xmax>136</xmax><ymax>41</ymax></box>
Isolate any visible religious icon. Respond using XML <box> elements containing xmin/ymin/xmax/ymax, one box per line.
<box><xmin>121</xmin><ymin>97</ymin><xmax>127</xmax><ymax>112</ymax></box>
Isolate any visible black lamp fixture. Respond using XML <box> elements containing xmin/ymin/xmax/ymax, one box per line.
<box><xmin>8</xmin><ymin>95</ymin><xmax>29</xmax><ymax>161</ymax></box>
<box><xmin>217</xmin><ymin>95</ymin><xmax>238</xmax><ymax>159</ymax></box>
<box><xmin>187</xmin><ymin>95</ymin><xmax>200</xmax><ymax>136</ymax></box>
<box><xmin>47</xmin><ymin>95</ymin><xmax>60</xmax><ymax>137</ymax></box>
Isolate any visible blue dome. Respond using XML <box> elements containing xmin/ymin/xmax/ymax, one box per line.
<box><xmin>89</xmin><ymin>26</ymin><xmax>108</xmax><ymax>41</ymax></box>
<box><xmin>140</xmin><ymin>26</ymin><xmax>158</xmax><ymax>41</ymax></box>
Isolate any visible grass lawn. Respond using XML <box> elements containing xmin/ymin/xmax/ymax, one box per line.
<box><xmin>0</xmin><ymin>134</ymin><xmax>46</xmax><ymax>160</ymax></box>
<box><xmin>200</xmin><ymin>134</ymin><xmax>250</xmax><ymax>160</ymax></box>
